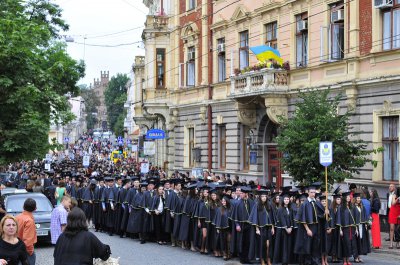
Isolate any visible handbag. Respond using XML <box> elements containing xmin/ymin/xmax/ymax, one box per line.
<box><xmin>93</xmin><ymin>257</ymin><xmax>120</xmax><ymax>265</ymax></box>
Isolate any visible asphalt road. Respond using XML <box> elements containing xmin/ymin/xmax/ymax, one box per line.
<box><xmin>36</xmin><ymin>230</ymin><xmax>400</xmax><ymax>265</ymax></box>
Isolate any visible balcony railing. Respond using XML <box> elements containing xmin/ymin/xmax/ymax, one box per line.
<box><xmin>230</xmin><ymin>68</ymin><xmax>289</xmax><ymax>98</ymax></box>
<box><xmin>145</xmin><ymin>15</ymin><xmax>169</xmax><ymax>30</ymax></box>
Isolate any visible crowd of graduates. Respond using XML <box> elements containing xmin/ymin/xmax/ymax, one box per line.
<box><xmin>1</xmin><ymin>133</ymin><xmax>376</xmax><ymax>265</ymax></box>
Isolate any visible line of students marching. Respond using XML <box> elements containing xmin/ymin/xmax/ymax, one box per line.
<box><xmin>74</xmin><ymin>176</ymin><xmax>371</xmax><ymax>265</ymax></box>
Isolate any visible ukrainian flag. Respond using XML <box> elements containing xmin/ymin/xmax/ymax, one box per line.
<box><xmin>250</xmin><ymin>45</ymin><xmax>283</xmax><ymax>64</ymax></box>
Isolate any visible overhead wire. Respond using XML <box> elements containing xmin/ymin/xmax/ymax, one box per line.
<box><xmin>127</xmin><ymin>0</ymin><xmax>357</xmax><ymax>91</ymax></box>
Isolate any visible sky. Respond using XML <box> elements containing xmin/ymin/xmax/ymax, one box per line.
<box><xmin>54</xmin><ymin>0</ymin><xmax>148</xmax><ymax>86</ymax></box>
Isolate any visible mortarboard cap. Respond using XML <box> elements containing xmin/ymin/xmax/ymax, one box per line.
<box><xmin>341</xmin><ymin>191</ymin><xmax>351</xmax><ymax>197</ymax></box>
<box><xmin>281</xmin><ymin>186</ymin><xmax>292</xmax><ymax>192</ymax></box>
<box><xmin>332</xmin><ymin>186</ymin><xmax>341</xmax><ymax>195</ymax></box>
<box><xmin>353</xmin><ymin>192</ymin><xmax>361</xmax><ymax>198</ymax></box>
<box><xmin>240</xmin><ymin>186</ymin><xmax>252</xmax><ymax>193</ymax></box>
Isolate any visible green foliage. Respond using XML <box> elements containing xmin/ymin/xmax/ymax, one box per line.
<box><xmin>0</xmin><ymin>0</ymin><xmax>85</xmax><ymax>164</ymax></box>
<box><xmin>80</xmin><ymin>85</ymin><xmax>100</xmax><ymax>130</ymax></box>
<box><xmin>104</xmin><ymin>73</ymin><xmax>128</xmax><ymax>134</ymax></box>
<box><xmin>275</xmin><ymin>89</ymin><xmax>378</xmax><ymax>186</ymax></box>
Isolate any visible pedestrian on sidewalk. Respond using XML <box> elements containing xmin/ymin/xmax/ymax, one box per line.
<box><xmin>0</xmin><ymin>215</ymin><xmax>29</xmax><ymax>265</ymax></box>
<box><xmin>53</xmin><ymin>208</ymin><xmax>111</xmax><ymax>265</ymax></box>
<box><xmin>15</xmin><ymin>198</ymin><xmax>37</xmax><ymax>265</ymax></box>
<box><xmin>387</xmin><ymin>184</ymin><xmax>400</xmax><ymax>249</ymax></box>
<box><xmin>369</xmin><ymin>189</ymin><xmax>381</xmax><ymax>249</ymax></box>
<box><xmin>50</xmin><ymin>195</ymin><xmax>71</xmax><ymax>244</ymax></box>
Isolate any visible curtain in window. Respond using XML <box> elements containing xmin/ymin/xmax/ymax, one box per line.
<box><xmin>187</xmin><ymin>62</ymin><xmax>195</xmax><ymax>86</ymax></box>
<box><xmin>394</xmin><ymin>142</ymin><xmax>399</xmax><ymax>181</ymax></box>
<box><xmin>393</xmin><ymin>9</ymin><xmax>400</xmax><ymax>49</ymax></box>
<box><xmin>331</xmin><ymin>24</ymin><xmax>344</xmax><ymax>59</ymax></box>
<box><xmin>383</xmin><ymin>12</ymin><xmax>392</xmax><ymax>50</ymax></box>
<box><xmin>239</xmin><ymin>49</ymin><xmax>249</xmax><ymax>70</ymax></box>
<box><xmin>218</xmin><ymin>55</ymin><xmax>226</xmax><ymax>82</ymax></box>
<box><xmin>383</xmin><ymin>143</ymin><xmax>392</xmax><ymax>181</ymax></box>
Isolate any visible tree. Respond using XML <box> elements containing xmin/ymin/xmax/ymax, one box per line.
<box><xmin>275</xmin><ymin>89</ymin><xmax>378</xmax><ymax>185</ymax></box>
<box><xmin>104</xmin><ymin>73</ymin><xmax>128</xmax><ymax>135</ymax></box>
<box><xmin>0</xmin><ymin>0</ymin><xmax>85</xmax><ymax>164</ymax></box>
<box><xmin>79</xmin><ymin>84</ymin><xmax>100</xmax><ymax>130</ymax></box>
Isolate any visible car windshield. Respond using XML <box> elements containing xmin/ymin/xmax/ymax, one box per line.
<box><xmin>6</xmin><ymin>196</ymin><xmax>53</xmax><ymax>213</ymax></box>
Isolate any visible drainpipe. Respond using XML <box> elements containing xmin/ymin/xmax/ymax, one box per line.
<box><xmin>207</xmin><ymin>0</ymin><xmax>213</xmax><ymax>172</ymax></box>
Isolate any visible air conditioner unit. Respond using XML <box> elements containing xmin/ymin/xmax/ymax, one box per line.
<box><xmin>374</xmin><ymin>0</ymin><xmax>393</xmax><ymax>8</ymax></box>
<box><xmin>188</xmin><ymin>51</ymin><xmax>195</xmax><ymax>61</ymax></box>
<box><xmin>297</xmin><ymin>20</ymin><xmax>308</xmax><ymax>32</ymax></box>
<box><xmin>217</xmin><ymin>43</ymin><xmax>225</xmax><ymax>53</ymax></box>
<box><xmin>331</xmin><ymin>9</ymin><xmax>344</xmax><ymax>22</ymax></box>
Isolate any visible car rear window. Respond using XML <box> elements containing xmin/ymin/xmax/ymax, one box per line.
<box><xmin>6</xmin><ymin>196</ymin><xmax>53</xmax><ymax>213</ymax></box>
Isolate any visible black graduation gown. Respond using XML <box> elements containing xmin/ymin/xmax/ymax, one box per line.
<box><xmin>172</xmin><ymin>193</ymin><xmax>185</xmax><ymax>239</ymax></box>
<box><xmin>208</xmin><ymin>202</ymin><xmax>219</xmax><ymax>251</ymax></box>
<box><xmin>337</xmin><ymin>205</ymin><xmax>357</xmax><ymax>259</ymax></box>
<box><xmin>140</xmin><ymin>190</ymin><xmax>155</xmax><ymax>233</ymax></box>
<box><xmin>328</xmin><ymin>207</ymin><xmax>342</xmax><ymax>258</ymax></box>
<box><xmin>81</xmin><ymin>187</ymin><xmax>94</xmax><ymax>220</ymax></box>
<box><xmin>273</xmin><ymin>207</ymin><xmax>295</xmax><ymax>264</ymax></box>
<box><xmin>121</xmin><ymin>188</ymin><xmax>137</xmax><ymax>233</ymax></box>
<box><xmin>229</xmin><ymin>198</ymin><xmax>255</xmax><ymax>256</ymax></box>
<box><xmin>101</xmin><ymin>186</ymin><xmax>116</xmax><ymax>228</ymax></box>
<box><xmin>248</xmin><ymin>203</ymin><xmax>275</xmax><ymax>262</ymax></box>
<box><xmin>93</xmin><ymin>186</ymin><xmax>102</xmax><ymax>226</ymax></box>
<box><xmin>354</xmin><ymin>205</ymin><xmax>371</xmax><ymax>256</ymax></box>
<box><xmin>294</xmin><ymin>199</ymin><xmax>325</xmax><ymax>256</ymax></box>
<box><xmin>178</xmin><ymin>196</ymin><xmax>196</xmax><ymax>242</ymax></box>
<box><xmin>163</xmin><ymin>189</ymin><xmax>175</xmax><ymax>234</ymax></box>
<box><xmin>212</xmin><ymin>206</ymin><xmax>231</xmax><ymax>253</ymax></box>
<box><xmin>115</xmin><ymin>187</ymin><xmax>128</xmax><ymax>235</ymax></box>
<box><xmin>126</xmin><ymin>191</ymin><xmax>143</xmax><ymax>234</ymax></box>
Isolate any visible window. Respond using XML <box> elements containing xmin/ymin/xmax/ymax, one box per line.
<box><xmin>241</xmin><ymin>125</ymin><xmax>250</xmax><ymax>170</ymax></box>
<box><xmin>189</xmin><ymin>127</ymin><xmax>195</xmax><ymax>167</ymax></box>
<box><xmin>329</xmin><ymin>3</ymin><xmax>344</xmax><ymax>60</ymax></box>
<box><xmin>266</xmin><ymin>22</ymin><xmax>278</xmax><ymax>49</ymax></box>
<box><xmin>296</xmin><ymin>13</ymin><xmax>308</xmax><ymax>67</ymax></box>
<box><xmin>187</xmin><ymin>46</ymin><xmax>195</xmax><ymax>86</ymax></box>
<box><xmin>239</xmin><ymin>31</ymin><xmax>249</xmax><ymax>70</ymax></box>
<box><xmin>217</xmin><ymin>38</ymin><xmax>226</xmax><ymax>82</ymax></box>
<box><xmin>218</xmin><ymin>125</ymin><xmax>226</xmax><ymax>169</ymax></box>
<box><xmin>382</xmin><ymin>116</ymin><xmax>399</xmax><ymax>181</ymax></box>
<box><xmin>156</xmin><ymin>48</ymin><xmax>165</xmax><ymax>88</ymax></box>
<box><xmin>188</xmin><ymin>0</ymin><xmax>196</xmax><ymax>10</ymax></box>
<box><xmin>382</xmin><ymin>2</ymin><xmax>400</xmax><ymax>50</ymax></box>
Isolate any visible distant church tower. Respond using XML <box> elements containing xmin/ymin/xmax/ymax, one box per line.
<box><xmin>92</xmin><ymin>71</ymin><xmax>109</xmax><ymax>130</ymax></box>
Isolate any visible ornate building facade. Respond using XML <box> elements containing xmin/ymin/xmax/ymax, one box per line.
<box><xmin>92</xmin><ymin>71</ymin><xmax>110</xmax><ymax>130</ymax></box>
<box><xmin>132</xmin><ymin>0</ymin><xmax>400</xmax><ymax>196</ymax></box>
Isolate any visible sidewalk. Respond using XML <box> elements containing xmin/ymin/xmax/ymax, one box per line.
<box><xmin>371</xmin><ymin>231</ymin><xmax>400</xmax><ymax>255</ymax></box>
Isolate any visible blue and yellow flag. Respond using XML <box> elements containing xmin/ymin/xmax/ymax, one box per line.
<box><xmin>250</xmin><ymin>45</ymin><xmax>283</xmax><ymax>64</ymax></box>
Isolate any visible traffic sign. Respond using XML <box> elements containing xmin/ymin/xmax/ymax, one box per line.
<box><xmin>64</xmin><ymin>137</ymin><xmax>69</xmax><ymax>143</ymax></box>
<box><xmin>319</xmin><ymin>142</ymin><xmax>333</xmax><ymax>167</ymax></box>
<box><xmin>126</xmin><ymin>139</ymin><xmax>131</xmax><ymax>144</ymax></box>
<box><xmin>117</xmin><ymin>136</ymin><xmax>123</xmax><ymax>141</ymax></box>
<box><xmin>118</xmin><ymin>140</ymin><xmax>124</xmax><ymax>146</ymax></box>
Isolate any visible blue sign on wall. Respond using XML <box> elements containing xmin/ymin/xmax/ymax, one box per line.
<box><xmin>146</xmin><ymin>129</ymin><xmax>166</xmax><ymax>139</ymax></box>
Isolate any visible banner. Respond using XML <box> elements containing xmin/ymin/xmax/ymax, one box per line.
<box><xmin>144</xmin><ymin>141</ymin><xmax>155</xmax><ymax>156</ymax></box>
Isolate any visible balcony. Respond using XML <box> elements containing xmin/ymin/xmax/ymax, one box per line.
<box><xmin>230</xmin><ymin>68</ymin><xmax>289</xmax><ymax>98</ymax></box>
<box><xmin>145</xmin><ymin>15</ymin><xmax>169</xmax><ymax>30</ymax></box>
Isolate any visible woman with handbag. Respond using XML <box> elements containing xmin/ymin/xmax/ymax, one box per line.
<box><xmin>53</xmin><ymin>207</ymin><xmax>111</xmax><ymax>265</ymax></box>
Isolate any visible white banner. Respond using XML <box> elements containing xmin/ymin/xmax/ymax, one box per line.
<box><xmin>143</xmin><ymin>141</ymin><xmax>155</xmax><ymax>156</ymax></box>
<box><xmin>141</xmin><ymin>162</ymin><xmax>149</xmax><ymax>174</ymax></box>
<box><xmin>83</xmin><ymin>155</ymin><xmax>90</xmax><ymax>167</ymax></box>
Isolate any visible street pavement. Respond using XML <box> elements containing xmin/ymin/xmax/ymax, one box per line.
<box><xmin>36</xmin><ymin>229</ymin><xmax>400</xmax><ymax>265</ymax></box>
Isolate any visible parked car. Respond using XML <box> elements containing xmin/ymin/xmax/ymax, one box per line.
<box><xmin>1</xmin><ymin>190</ymin><xmax>53</xmax><ymax>241</ymax></box>
<box><xmin>0</xmin><ymin>171</ymin><xmax>17</xmax><ymax>186</ymax></box>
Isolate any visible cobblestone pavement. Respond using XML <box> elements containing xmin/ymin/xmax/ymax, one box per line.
<box><xmin>36</xmin><ymin>229</ymin><xmax>400</xmax><ymax>265</ymax></box>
